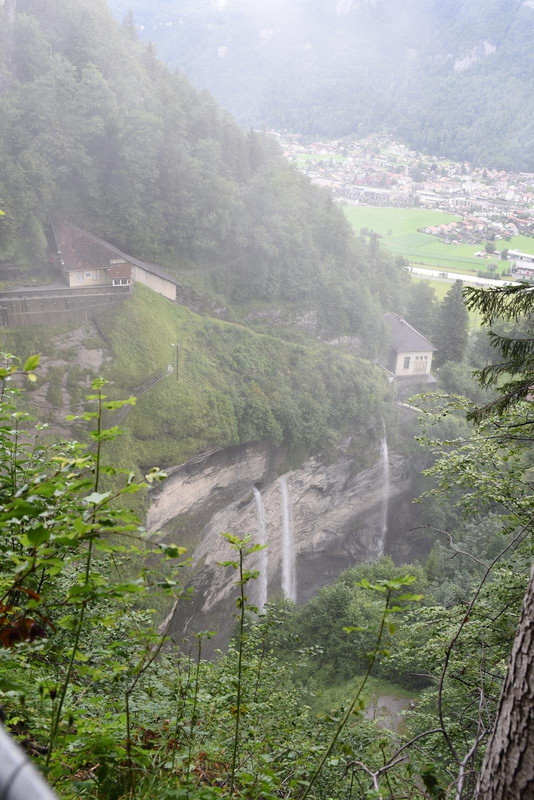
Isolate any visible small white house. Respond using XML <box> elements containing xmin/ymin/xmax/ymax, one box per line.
<box><xmin>383</xmin><ymin>313</ymin><xmax>436</xmax><ymax>396</ymax></box>
<box><xmin>52</xmin><ymin>221</ymin><xmax>179</xmax><ymax>302</ymax></box>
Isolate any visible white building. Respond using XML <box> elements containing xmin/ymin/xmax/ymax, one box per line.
<box><xmin>383</xmin><ymin>313</ymin><xmax>437</xmax><ymax>398</ymax></box>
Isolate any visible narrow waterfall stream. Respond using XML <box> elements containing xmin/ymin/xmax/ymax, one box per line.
<box><xmin>253</xmin><ymin>487</ymin><xmax>268</xmax><ymax>612</ymax></box>
<box><xmin>378</xmin><ymin>434</ymin><xmax>390</xmax><ymax>556</ymax></box>
<box><xmin>280</xmin><ymin>476</ymin><xmax>297</xmax><ymax>601</ymax></box>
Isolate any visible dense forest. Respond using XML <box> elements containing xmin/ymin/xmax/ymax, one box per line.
<box><xmin>0</xmin><ymin>0</ymin><xmax>406</xmax><ymax>345</ymax></box>
<box><xmin>108</xmin><ymin>0</ymin><xmax>534</xmax><ymax>171</ymax></box>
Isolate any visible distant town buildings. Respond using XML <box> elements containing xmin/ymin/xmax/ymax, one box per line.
<box><xmin>508</xmin><ymin>250</ymin><xmax>534</xmax><ymax>278</ymax></box>
<box><xmin>278</xmin><ymin>132</ymin><xmax>534</xmax><ymax>244</ymax></box>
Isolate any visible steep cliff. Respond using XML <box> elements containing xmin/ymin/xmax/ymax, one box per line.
<box><xmin>148</xmin><ymin>437</ymin><xmax>413</xmax><ymax>652</ymax></box>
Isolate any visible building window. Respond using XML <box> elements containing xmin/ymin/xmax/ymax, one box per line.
<box><xmin>112</xmin><ymin>278</ymin><xmax>131</xmax><ymax>287</ymax></box>
<box><xmin>85</xmin><ymin>272</ymin><xmax>91</xmax><ymax>278</ymax></box>
<box><xmin>403</xmin><ymin>356</ymin><xmax>410</xmax><ymax>370</ymax></box>
<box><xmin>93</xmin><ymin>270</ymin><xmax>101</xmax><ymax>280</ymax></box>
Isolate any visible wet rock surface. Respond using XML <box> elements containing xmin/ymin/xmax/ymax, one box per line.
<box><xmin>149</xmin><ymin>441</ymin><xmax>414</xmax><ymax>653</ymax></box>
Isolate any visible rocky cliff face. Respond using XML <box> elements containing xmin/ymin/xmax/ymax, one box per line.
<box><xmin>148</xmin><ymin>437</ymin><xmax>414</xmax><ymax>653</ymax></box>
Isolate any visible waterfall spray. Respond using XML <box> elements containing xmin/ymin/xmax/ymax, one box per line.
<box><xmin>378</xmin><ymin>431</ymin><xmax>390</xmax><ymax>556</ymax></box>
<box><xmin>253</xmin><ymin>487</ymin><xmax>268</xmax><ymax>612</ymax></box>
<box><xmin>280</xmin><ymin>476</ymin><xmax>297</xmax><ymax>601</ymax></box>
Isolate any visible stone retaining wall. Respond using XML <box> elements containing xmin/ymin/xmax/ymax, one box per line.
<box><xmin>0</xmin><ymin>286</ymin><xmax>131</xmax><ymax>327</ymax></box>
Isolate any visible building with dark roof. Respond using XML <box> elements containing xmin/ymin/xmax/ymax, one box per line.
<box><xmin>52</xmin><ymin>221</ymin><xmax>179</xmax><ymax>302</ymax></box>
<box><xmin>383</xmin><ymin>312</ymin><xmax>436</xmax><ymax>396</ymax></box>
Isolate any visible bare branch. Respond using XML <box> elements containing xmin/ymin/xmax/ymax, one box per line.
<box><xmin>410</xmin><ymin>526</ymin><xmax>488</xmax><ymax>567</ymax></box>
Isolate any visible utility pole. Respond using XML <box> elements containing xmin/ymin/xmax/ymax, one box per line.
<box><xmin>171</xmin><ymin>342</ymin><xmax>181</xmax><ymax>382</ymax></box>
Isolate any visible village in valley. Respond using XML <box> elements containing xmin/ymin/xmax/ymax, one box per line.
<box><xmin>276</xmin><ymin>132</ymin><xmax>534</xmax><ymax>283</ymax></box>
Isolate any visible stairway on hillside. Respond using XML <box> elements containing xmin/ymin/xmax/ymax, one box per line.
<box><xmin>89</xmin><ymin>366</ymin><xmax>174</xmax><ymax>450</ymax></box>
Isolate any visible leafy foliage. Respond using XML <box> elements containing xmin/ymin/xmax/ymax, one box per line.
<box><xmin>0</xmin><ymin>293</ymin><xmax>533</xmax><ymax>800</ymax></box>
<box><xmin>464</xmin><ymin>283</ymin><xmax>534</xmax><ymax>418</ymax></box>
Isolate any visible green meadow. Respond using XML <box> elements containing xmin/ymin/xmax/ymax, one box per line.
<box><xmin>296</xmin><ymin>152</ymin><xmax>346</xmax><ymax>165</ymax></box>
<box><xmin>343</xmin><ymin>206</ymin><xmax>533</xmax><ymax>274</ymax></box>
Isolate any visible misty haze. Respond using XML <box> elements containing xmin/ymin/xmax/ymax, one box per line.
<box><xmin>0</xmin><ymin>1</ymin><xmax>532</xmax><ymax>799</ymax></box>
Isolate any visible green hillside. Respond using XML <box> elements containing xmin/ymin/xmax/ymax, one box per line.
<box><xmin>1</xmin><ymin>284</ymin><xmax>388</xmax><ymax>483</ymax></box>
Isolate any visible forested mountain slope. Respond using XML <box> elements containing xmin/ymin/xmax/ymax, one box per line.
<box><xmin>0</xmin><ymin>0</ymin><xmax>404</xmax><ymax>344</ymax></box>
<box><xmin>108</xmin><ymin>0</ymin><xmax>534</xmax><ymax>171</ymax></box>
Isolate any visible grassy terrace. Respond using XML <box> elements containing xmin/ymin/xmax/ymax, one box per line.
<box><xmin>295</xmin><ymin>152</ymin><xmax>346</xmax><ymax>165</ymax></box>
<box><xmin>92</xmin><ymin>285</ymin><xmax>386</xmax><ymax>475</ymax></box>
<box><xmin>343</xmin><ymin>206</ymin><xmax>533</xmax><ymax>274</ymax></box>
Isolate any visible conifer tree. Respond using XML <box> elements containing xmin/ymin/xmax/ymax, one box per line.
<box><xmin>433</xmin><ymin>279</ymin><xmax>469</xmax><ymax>367</ymax></box>
<box><xmin>464</xmin><ymin>283</ymin><xmax>534</xmax><ymax>419</ymax></box>
<box><xmin>464</xmin><ymin>282</ymin><xmax>534</xmax><ymax>799</ymax></box>
<box><xmin>122</xmin><ymin>9</ymin><xmax>138</xmax><ymax>42</ymax></box>
<box><xmin>406</xmin><ymin>280</ymin><xmax>437</xmax><ymax>339</ymax></box>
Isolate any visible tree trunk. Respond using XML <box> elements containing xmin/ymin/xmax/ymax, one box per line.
<box><xmin>476</xmin><ymin>565</ymin><xmax>534</xmax><ymax>799</ymax></box>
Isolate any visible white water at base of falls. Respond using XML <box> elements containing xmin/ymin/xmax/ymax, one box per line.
<box><xmin>377</xmin><ymin>435</ymin><xmax>390</xmax><ymax>557</ymax></box>
<box><xmin>253</xmin><ymin>487</ymin><xmax>268</xmax><ymax>612</ymax></box>
<box><xmin>280</xmin><ymin>476</ymin><xmax>297</xmax><ymax>602</ymax></box>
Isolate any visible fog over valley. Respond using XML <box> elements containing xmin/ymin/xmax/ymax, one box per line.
<box><xmin>0</xmin><ymin>1</ymin><xmax>532</xmax><ymax>798</ymax></box>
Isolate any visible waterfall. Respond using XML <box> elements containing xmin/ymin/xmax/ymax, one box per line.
<box><xmin>378</xmin><ymin>434</ymin><xmax>390</xmax><ymax>556</ymax></box>
<box><xmin>253</xmin><ymin>487</ymin><xmax>268</xmax><ymax>612</ymax></box>
<box><xmin>280</xmin><ymin>476</ymin><xmax>297</xmax><ymax>602</ymax></box>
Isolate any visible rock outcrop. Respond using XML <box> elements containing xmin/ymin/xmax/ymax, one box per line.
<box><xmin>148</xmin><ymin>438</ymin><xmax>414</xmax><ymax>653</ymax></box>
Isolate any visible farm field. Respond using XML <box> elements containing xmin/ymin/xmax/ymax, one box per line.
<box><xmin>343</xmin><ymin>206</ymin><xmax>532</xmax><ymax>274</ymax></box>
<box><xmin>296</xmin><ymin>152</ymin><xmax>345</xmax><ymax>164</ymax></box>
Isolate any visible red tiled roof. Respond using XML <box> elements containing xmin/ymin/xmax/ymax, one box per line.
<box><xmin>109</xmin><ymin>263</ymin><xmax>132</xmax><ymax>279</ymax></box>
<box><xmin>51</xmin><ymin>221</ymin><xmax>177</xmax><ymax>286</ymax></box>
<box><xmin>53</xmin><ymin>221</ymin><xmax>119</xmax><ymax>272</ymax></box>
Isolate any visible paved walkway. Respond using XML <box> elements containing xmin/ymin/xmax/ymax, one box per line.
<box><xmin>407</xmin><ymin>265</ymin><xmax>519</xmax><ymax>288</ymax></box>
<box><xmin>2</xmin><ymin>280</ymin><xmax>68</xmax><ymax>293</ymax></box>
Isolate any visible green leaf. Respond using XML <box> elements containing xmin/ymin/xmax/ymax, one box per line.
<box><xmin>57</xmin><ymin>615</ymin><xmax>78</xmax><ymax>631</ymax></box>
<box><xmin>23</xmin><ymin>354</ymin><xmax>40</xmax><ymax>372</ymax></box>
<box><xmin>396</xmin><ymin>593</ymin><xmax>424</xmax><ymax>602</ymax></box>
<box><xmin>25</xmin><ymin>526</ymin><xmax>50</xmax><ymax>547</ymax></box>
<box><xmin>159</xmin><ymin>543</ymin><xmax>187</xmax><ymax>558</ymax></box>
<box><xmin>84</xmin><ymin>491</ymin><xmax>111</xmax><ymax>505</ymax></box>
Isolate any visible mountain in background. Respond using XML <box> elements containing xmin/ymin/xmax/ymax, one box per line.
<box><xmin>108</xmin><ymin>0</ymin><xmax>534</xmax><ymax>171</ymax></box>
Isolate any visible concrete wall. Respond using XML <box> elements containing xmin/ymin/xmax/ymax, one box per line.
<box><xmin>132</xmin><ymin>266</ymin><xmax>176</xmax><ymax>301</ymax></box>
<box><xmin>0</xmin><ymin>287</ymin><xmax>130</xmax><ymax>328</ymax></box>
<box><xmin>394</xmin><ymin>350</ymin><xmax>433</xmax><ymax>377</ymax></box>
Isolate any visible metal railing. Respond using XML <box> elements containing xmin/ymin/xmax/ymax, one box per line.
<box><xmin>0</xmin><ymin>724</ymin><xmax>57</xmax><ymax>800</ymax></box>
